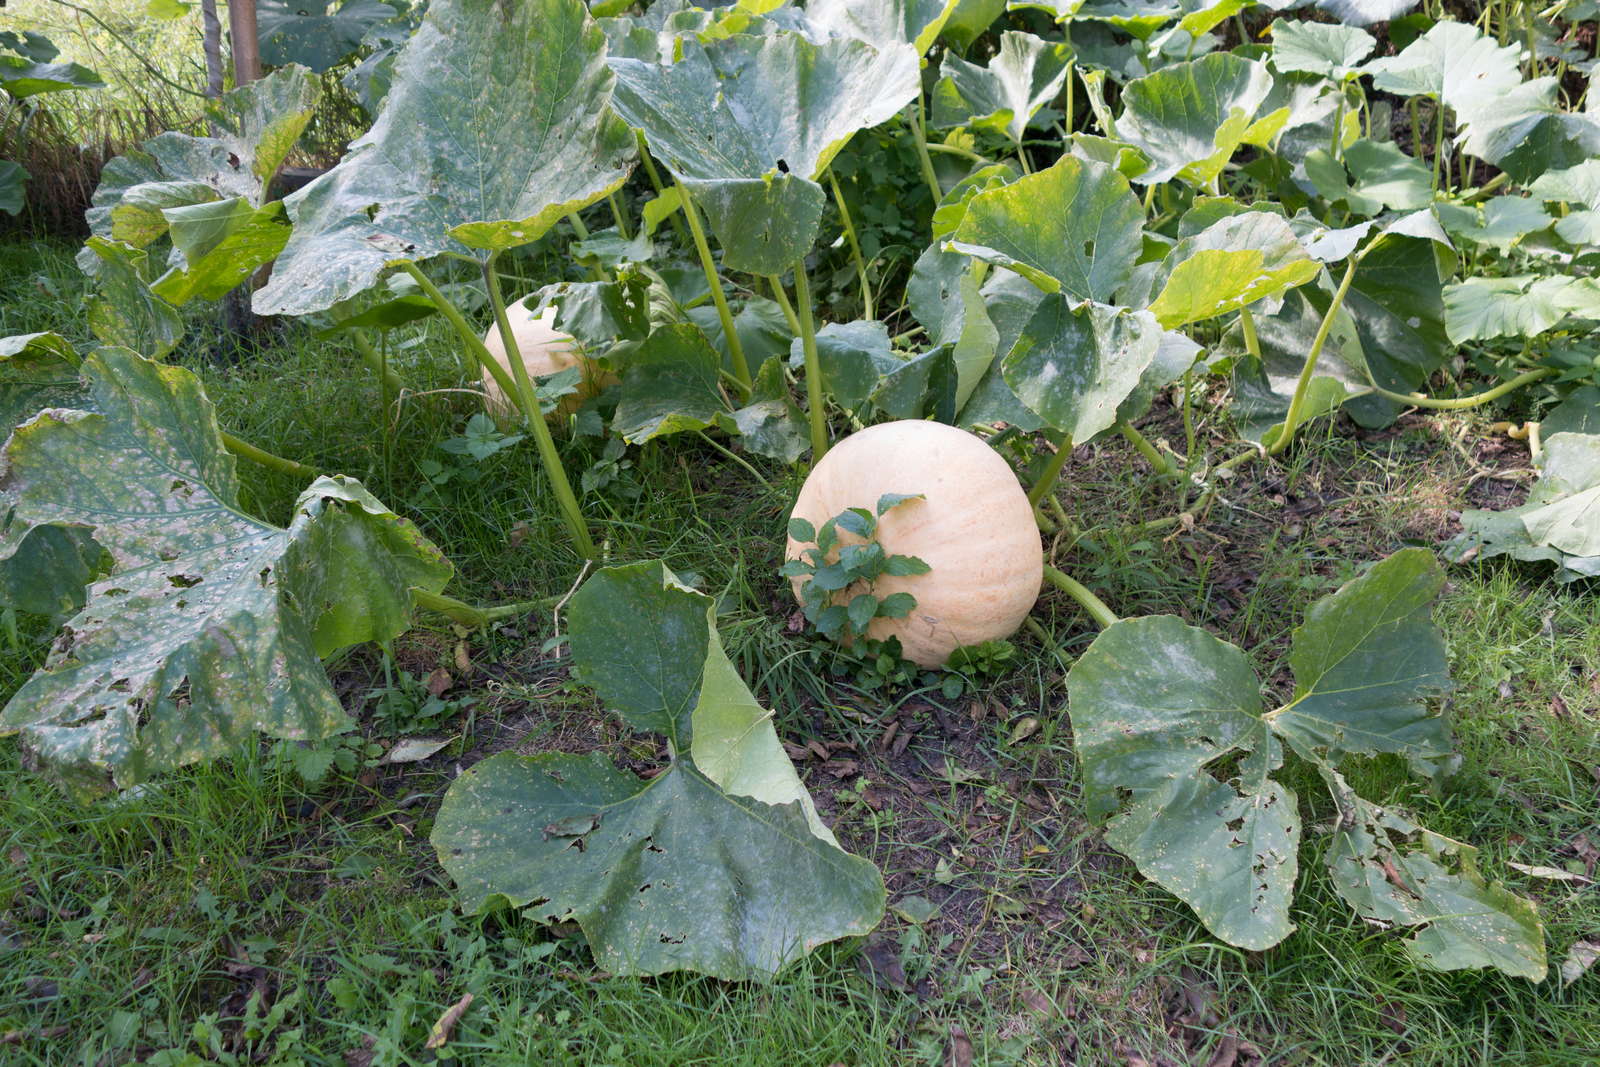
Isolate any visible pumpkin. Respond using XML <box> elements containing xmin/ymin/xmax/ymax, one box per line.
<box><xmin>481</xmin><ymin>299</ymin><xmax>616</xmax><ymax>418</ymax></box>
<box><xmin>785</xmin><ymin>420</ymin><xmax>1043</xmax><ymax>668</ymax></box>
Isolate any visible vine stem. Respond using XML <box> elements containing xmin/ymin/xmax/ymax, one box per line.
<box><xmin>1027</xmin><ymin>436</ymin><xmax>1072</xmax><ymax>508</ymax></box>
<box><xmin>350</xmin><ymin>329</ymin><xmax>403</xmax><ymax>393</ymax></box>
<box><xmin>1268</xmin><ymin>257</ymin><xmax>1360</xmax><ymax>457</ymax></box>
<box><xmin>482</xmin><ymin>254</ymin><xmax>599</xmax><ymax>560</ymax></box>
<box><xmin>1364</xmin><ymin>367</ymin><xmax>1557</xmax><ymax>410</ymax></box>
<box><xmin>411</xmin><ymin>588</ymin><xmax>557</xmax><ymax>628</ymax></box>
<box><xmin>766</xmin><ymin>274</ymin><xmax>802</xmax><ymax>336</ymax></box>
<box><xmin>911</xmin><ymin>91</ymin><xmax>944</xmax><ymax>204</ymax></box>
<box><xmin>694</xmin><ymin>430</ymin><xmax>772</xmax><ymax>489</ymax></box>
<box><xmin>826</xmin><ymin>168</ymin><xmax>874</xmax><ymax>319</ymax></box>
<box><xmin>1118</xmin><ymin>420</ymin><xmax>1176</xmax><ymax>476</ymax></box>
<box><xmin>634</xmin><ymin>132</ymin><xmax>691</xmax><ymax>247</ymax></box>
<box><xmin>676</xmin><ymin>179</ymin><xmax>752</xmax><ymax>392</ymax></box>
<box><xmin>1239</xmin><ymin>305</ymin><xmax>1262</xmax><ymax>361</ymax></box>
<box><xmin>790</xmin><ymin>262</ymin><xmax>831</xmax><ymax>462</ymax></box>
<box><xmin>220</xmin><ymin>433</ymin><xmax>318</xmax><ymax>479</ymax></box>
<box><xmin>1042</xmin><ymin>565</ymin><xmax>1119</xmax><ymax>629</ymax></box>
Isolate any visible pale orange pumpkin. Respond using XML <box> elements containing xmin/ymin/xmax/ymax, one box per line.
<box><xmin>785</xmin><ymin>420</ymin><xmax>1043</xmax><ymax>668</ymax></box>
<box><xmin>481</xmin><ymin>299</ymin><xmax>616</xmax><ymax>418</ymax></box>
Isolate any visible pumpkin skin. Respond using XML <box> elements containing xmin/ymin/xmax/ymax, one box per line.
<box><xmin>785</xmin><ymin>420</ymin><xmax>1043</xmax><ymax>668</ymax></box>
<box><xmin>481</xmin><ymin>299</ymin><xmax>617</xmax><ymax>418</ymax></box>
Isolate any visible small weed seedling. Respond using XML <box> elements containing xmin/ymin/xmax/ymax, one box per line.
<box><xmin>782</xmin><ymin>493</ymin><xmax>929</xmax><ymax>644</ymax></box>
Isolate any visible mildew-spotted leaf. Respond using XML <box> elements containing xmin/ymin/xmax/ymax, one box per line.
<box><xmin>432</xmin><ymin>561</ymin><xmax>883</xmax><ymax>980</ymax></box>
<box><xmin>931</xmin><ymin>30</ymin><xmax>1074</xmax><ymax>146</ymax></box>
<box><xmin>1002</xmin><ymin>296</ymin><xmax>1160</xmax><ymax>445</ymax></box>
<box><xmin>257</xmin><ymin>0</ymin><xmax>635</xmax><ymax>316</ymax></box>
<box><xmin>609</xmin><ymin>31</ymin><xmax>919</xmax><ymax>274</ymax></box>
<box><xmin>1116</xmin><ymin>53</ymin><xmax>1283</xmax><ymax>188</ymax></box>
<box><xmin>0</xmin><ymin>348</ymin><xmax>451</xmax><ymax>792</ymax></box>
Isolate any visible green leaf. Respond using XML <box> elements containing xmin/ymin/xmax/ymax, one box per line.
<box><xmin>883</xmin><ymin>555</ymin><xmax>931</xmax><ymax>577</ymax></box>
<box><xmin>1271</xmin><ymin>550</ymin><xmax>1453</xmax><ymax>773</ymax></box>
<box><xmin>797</xmin><ymin>319</ymin><xmax>900</xmax><ymax>412</ymax></box>
<box><xmin>0</xmin><ymin>160</ymin><xmax>25</xmax><ymax>216</ymax></box>
<box><xmin>946</xmin><ymin>156</ymin><xmax>1144</xmax><ymax>302</ymax></box>
<box><xmin>610</xmin><ymin>32</ymin><xmax>919</xmax><ymax>274</ymax></box>
<box><xmin>1451</xmin><ymin>432</ymin><xmax>1600</xmax><ymax>575</ymax></box>
<box><xmin>434</xmin><ymin>560</ymin><xmax>884</xmax><ymax>979</ymax></box>
<box><xmin>258</xmin><ymin>1</ymin><xmax>399</xmax><ymax>73</ymax></box>
<box><xmin>931</xmin><ymin>30</ymin><xmax>1074</xmax><ymax>145</ymax></box>
<box><xmin>803</xmin><ymin>0</ymin><xmax>961</xmax><ymax>56</ymax></box>
<box><xmin>1</xmin><ymin>331</ymin><xmax>84</xmax><ymax>435</ymax></box>
<box><xmin>847</xmin><ymin>593</ymin><xmax>879</xmax><ymax>633</ymax></box>
<box><xmin>788</xmin><ymin>517</ymin><xmax>817</xmax><ymax>544</ymax></box>
<box><xmin>613</xmin><ymin>323</ymin><xmax>729</xmax><ymax>444</ymax></box>
<box><xmin>1066</xmin><ymin>615</ymin><xmax>1298</xmax><ymax>951</ymax></box>
<box><xmin>877</xmin><ymin>492</ymin><xmax>924</xmax><ymax>515</ymax></box>
<box><xmin>1305</xmin><ymin>140</ymin><xmax>1432</xmax><ymax>217</ymax></box>
<box><xmin>906</xmin><ymin>248</ymin><xmax>1000</xmax><ymax>409</ymax></box>
<box><xmin>1117</xmin><ymin>53</ymin><xmax>1283</xmax><ymax>187</ymax></box>
<box><xmin>1364</xmin><ymin>21</ymin><xmax>1521</xmax><ymax>107</ymax></box>
<box><xmin>81</xmin><ymin>238</ymin><xmax>184</xmax><ymax>359</ymax></box>
<box><xmin>1321</xmin><ymin>768</ymin><xmax>1546</xmax><ymax>980</ymax></box>
<box><xmin>1314</xmin><ymin>0</ymin><xmax>1418</xmax><ymax>26</ymax></box>
<box><xmin>1436</xmin><ymin>196</ymin><xmax>1551</xmax><ymax>253</ymax></box>
<box><xmin>730</xmin><ymin>356</ymin><xmax>809</xmax><ymax>464</ymax></box>
<box><xmin>257</xmin><ymin>0</ymin><xmax>634</xmax><ymax>316</ymax></box>
<box><xmin>1147</xmin><ymin>212</ymin><xmax>1318</xmax><ymax>330</ymax></box>
<box><xmin>1268</xmin><ymin>18</ymin><xmax>1374</xmax><ymax>81</ymax></box>
<box><xmin>0</xmin><ymin>526</ymin><xmax>105</xmax><ymax>623</ymax></box>
<box><xmin>835</xmin><ymin>508</ymin><xmax>876</xmax><ymax>539</ymax></box>
<box><xmin>1002</xmin><ymin>296</ymin><xmax>1161</xmax><ymax>444</ymax></box>
<box><xmin>149</xmin><ymin>199</ymin><xmax>292</xmax><ymax>305</ymax></box>
<box><xmin>0</xmin><ymin>349</ymin><xmax>450</xmax><ymax>792</ymax></box>
<box><xmin>877</xmin><ymin>591</ymin><xmax>917</xmax><ymax>617</ymax></box>
<box><xmin>1444</xmin><ymin>275</ymin><xmax>1600</xmax><ymax>344</ymax></box>
<box><xmin>0</xmin><ymin>53</ymin><xmax>104</xmax><ymax>99</ymax></box>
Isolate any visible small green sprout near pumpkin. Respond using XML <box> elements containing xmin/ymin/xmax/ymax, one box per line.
<box><xmin>781</xmin><ymin>493</ymin><xmax>930</xmax><ymax>643</ymax></box>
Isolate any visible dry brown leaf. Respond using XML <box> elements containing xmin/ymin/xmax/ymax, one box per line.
<box><xmin>425</xmin><ymin>993</ymin><xmax>474</xmax><ymax>1050</ymax></box>
<box><xmin>1561</xmin><ymin>940</ymin><xmax>1600</xmax><ymax>986</ymax></box>
<box><xmin>946</xmin><ymin>1024</ymin><xmax>974</xmax><ymax>1067</ymax></box>
<box><xmin>425</xmin><ymin>668</ymin><xmax>453</xmax><ymax>697</ymax></box>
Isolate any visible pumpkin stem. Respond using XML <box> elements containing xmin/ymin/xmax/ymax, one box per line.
<box><xmin>1042</xmin><ymin>565</ymin><xmax>1119</xmax><ymax>630</ymax></box>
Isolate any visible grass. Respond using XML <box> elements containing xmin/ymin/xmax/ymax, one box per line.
<box><xmin>2</xmin><ymin>232</ymin><xmax>1599</xmax><ymax>1066</ymax></box>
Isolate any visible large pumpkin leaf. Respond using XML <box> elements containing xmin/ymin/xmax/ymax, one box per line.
<box><xmin>803</xmin><ymin>0</ymin><xmax>960</xmax><ymax>56</ymax></box>
<box><xmin>1066</xmin><ymin>614</ymin><xmax>1298</xmax><ymax>951</ymax></box>
<box><xmin>612</xmin><ymin>323</ymin><xmax>731</xmax><ymax>444</ymax></box>
<box><xmin>1363</xmin><ymin>21</ymin><xmax>1521</xmax><ymax>108</ymax></box>
<box><xmin>1003</xmin><ymin>296</ymin><xmax>1160</xmax><ymax>445</ymax></box>
<box><xmin>906</xmin><ymin>248</ymin><xmax>1000</xmax><ymax>410</ymax></box>
<box><xmin>1268</xmin><ymin>18</ymin><xmax>1374</xmax><ymax>81</ymax></box>
<box><xmin>1116</xmin><ymin>53</ymin><xmax>1284</xmax><ymax>188</ymax></box>
<box><xmin>149</xmin><ymin>199</ymin><xmax>293</xmax><ymax>305</ymax></box>
<box><xmin>608</xmin><ymin>31</ymin><xmax>919</xmax><ymax>274</ymax></box>
<box><xmin>0</xmin><ymin>348</ymin><xmax>451</xmax><ymax>792</ymax></box>
<box><xmin>1146</xmin><ymin>212</ymin><xmax>1318</xmax><ymax>330</ymax></box>
<box><xmin>258</xmin><ymin>0</ymin><xmax>399</xmax><ymax>73</ymax></box>
<box><xmin>81</xmin><ymin>239</ymin><xmax>184</xmax><ymax>359</ymax></box>
<box><xmin>931</xmin><ymin>30</ymin><xmax>1074</xmax><ymax>146</ymax></box>
<box><xmin>0</xmin><ymin>30</ymin><xmax>104</xmax><ymax>99</ymax></box>
<box><xmin>0</xmin><ymin>161</ymin><xmax>24</xmax><ymax>216</ymax></box>
<box><xmin>945</xmin><ymin>155</ymin><xmax>1144</xmax><ymax>302</ymax></box>
<box><xmin>257</xmin><ymin>0</ymin><xmax>635</xmax><ymax>316</ymax></box>
<box><xmin>432</xmin><ymin>561</ymin><xmax>884</xmax><ymax>980</ymax></box>
<box><xmin>1067</xmin><ymin>550</ymin><xmax>1544</xmax><ymax>974</ymax></box>
<box><xmin>1443</xmin><ymin>275</ymin><xmax>1600</xmax><ymax>345</ymax></box>
<box><xmin>1321</xmin><ymin>769</ymin><xmax>1546</xmax><ymax>980</ymax></box>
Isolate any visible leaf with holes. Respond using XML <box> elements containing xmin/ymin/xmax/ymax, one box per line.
<box><xmin>609</xmin><ymin>31</ymin><xmax>918</xmax><ymax>274</ymax></box>
<box><xmin>431</xmin><ymin>561</ymin><xmax>884</xmax><ymax>980</ymax></box>
<box><xmin>0</xmin><ymin>348</ymin><xmax>451</xmax><ymax>793</ymax></box>
<box><xmin>1067</xmin><ymin>550</ymin><xmax>1544</xmax><ymax>974</ymax></box>
<box><xmin>257</xmin><ymin>0</ymin><xmax>635</xmax><ymax>316</ymax></box>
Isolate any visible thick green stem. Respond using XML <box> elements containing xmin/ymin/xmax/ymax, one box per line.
<box><xmin>635</xmin><ymin>133</ymin><xmax>691</xmax><ymax>247</ymax></box>
<box><xmin>351</xmin><ymin>329</ymin><xmax>403</xmax><ymax>394</ymax></box>
<box><xmin>1269</xmin><ymin>258</ymin><xmax>1359</xmax><ymax>457</ymax></box>
<box><xmin>766</xmin><ymin>274</ymin><xmax>802</xmax><ymax>336</ymax></box>
<box><xmin>1027</xmin><ymin>437</ymin><xmax>1072</xmax><ymax>508</ymax></box>
<box><xmin>827</xmin><ymin>168</ymin><xmax>874</xmax><ymax>319</ymax></box>
<box><xmin>1365</xmin><ymin>367</ymin><xmax>1557</xmax><ymax>410</ymax></box>
<box><xmin>1118</xmin><ymin>420</ymin><xmax>1176</xmax><ymax>476</ymax></box>
<box><xmin>1042</xmin><ymin>565</ymin><xmax>1119</xmax><ymax>629</ymax></box>
<box><xmin>677</xmin><ymin>180</ymin><xmax>752</xmax><ymax>391</ymax></box>
<box><xmin>911</xmin><ymin>92</ymin><xmax>944</xmax><ymax>204</ymax></box>
<box><xmin>411</xmin><ymin>588</ymin><xmax>555</xmax><ymax>628</ymax></box>
<box><xmin>608</xmin><ymin>192</ymin><xmax>632</xmax><ymax>240</ymax></box>
<box><xmin>483</xmin><ymin>256</ymin><xmax>599</xmax><ymax>560</ymax></box>
<box><xmin>220</xmin><ymin>432</ymin><xmax>318</xmax><ymax>479</ymax></box>
<box><xmin>791</xmin><ymin>263</ymin><xmax>831</xmax><ymax>462</ymax></box>
<box><xmin>1239</xmin><ymin>305</ymin><xmax>1262</xmax><ymax>361</ymax></box>
<box><xmin>400</xmin><ymin>262</ymin><xmax>495</xmax><ymax>385</ymax></box>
